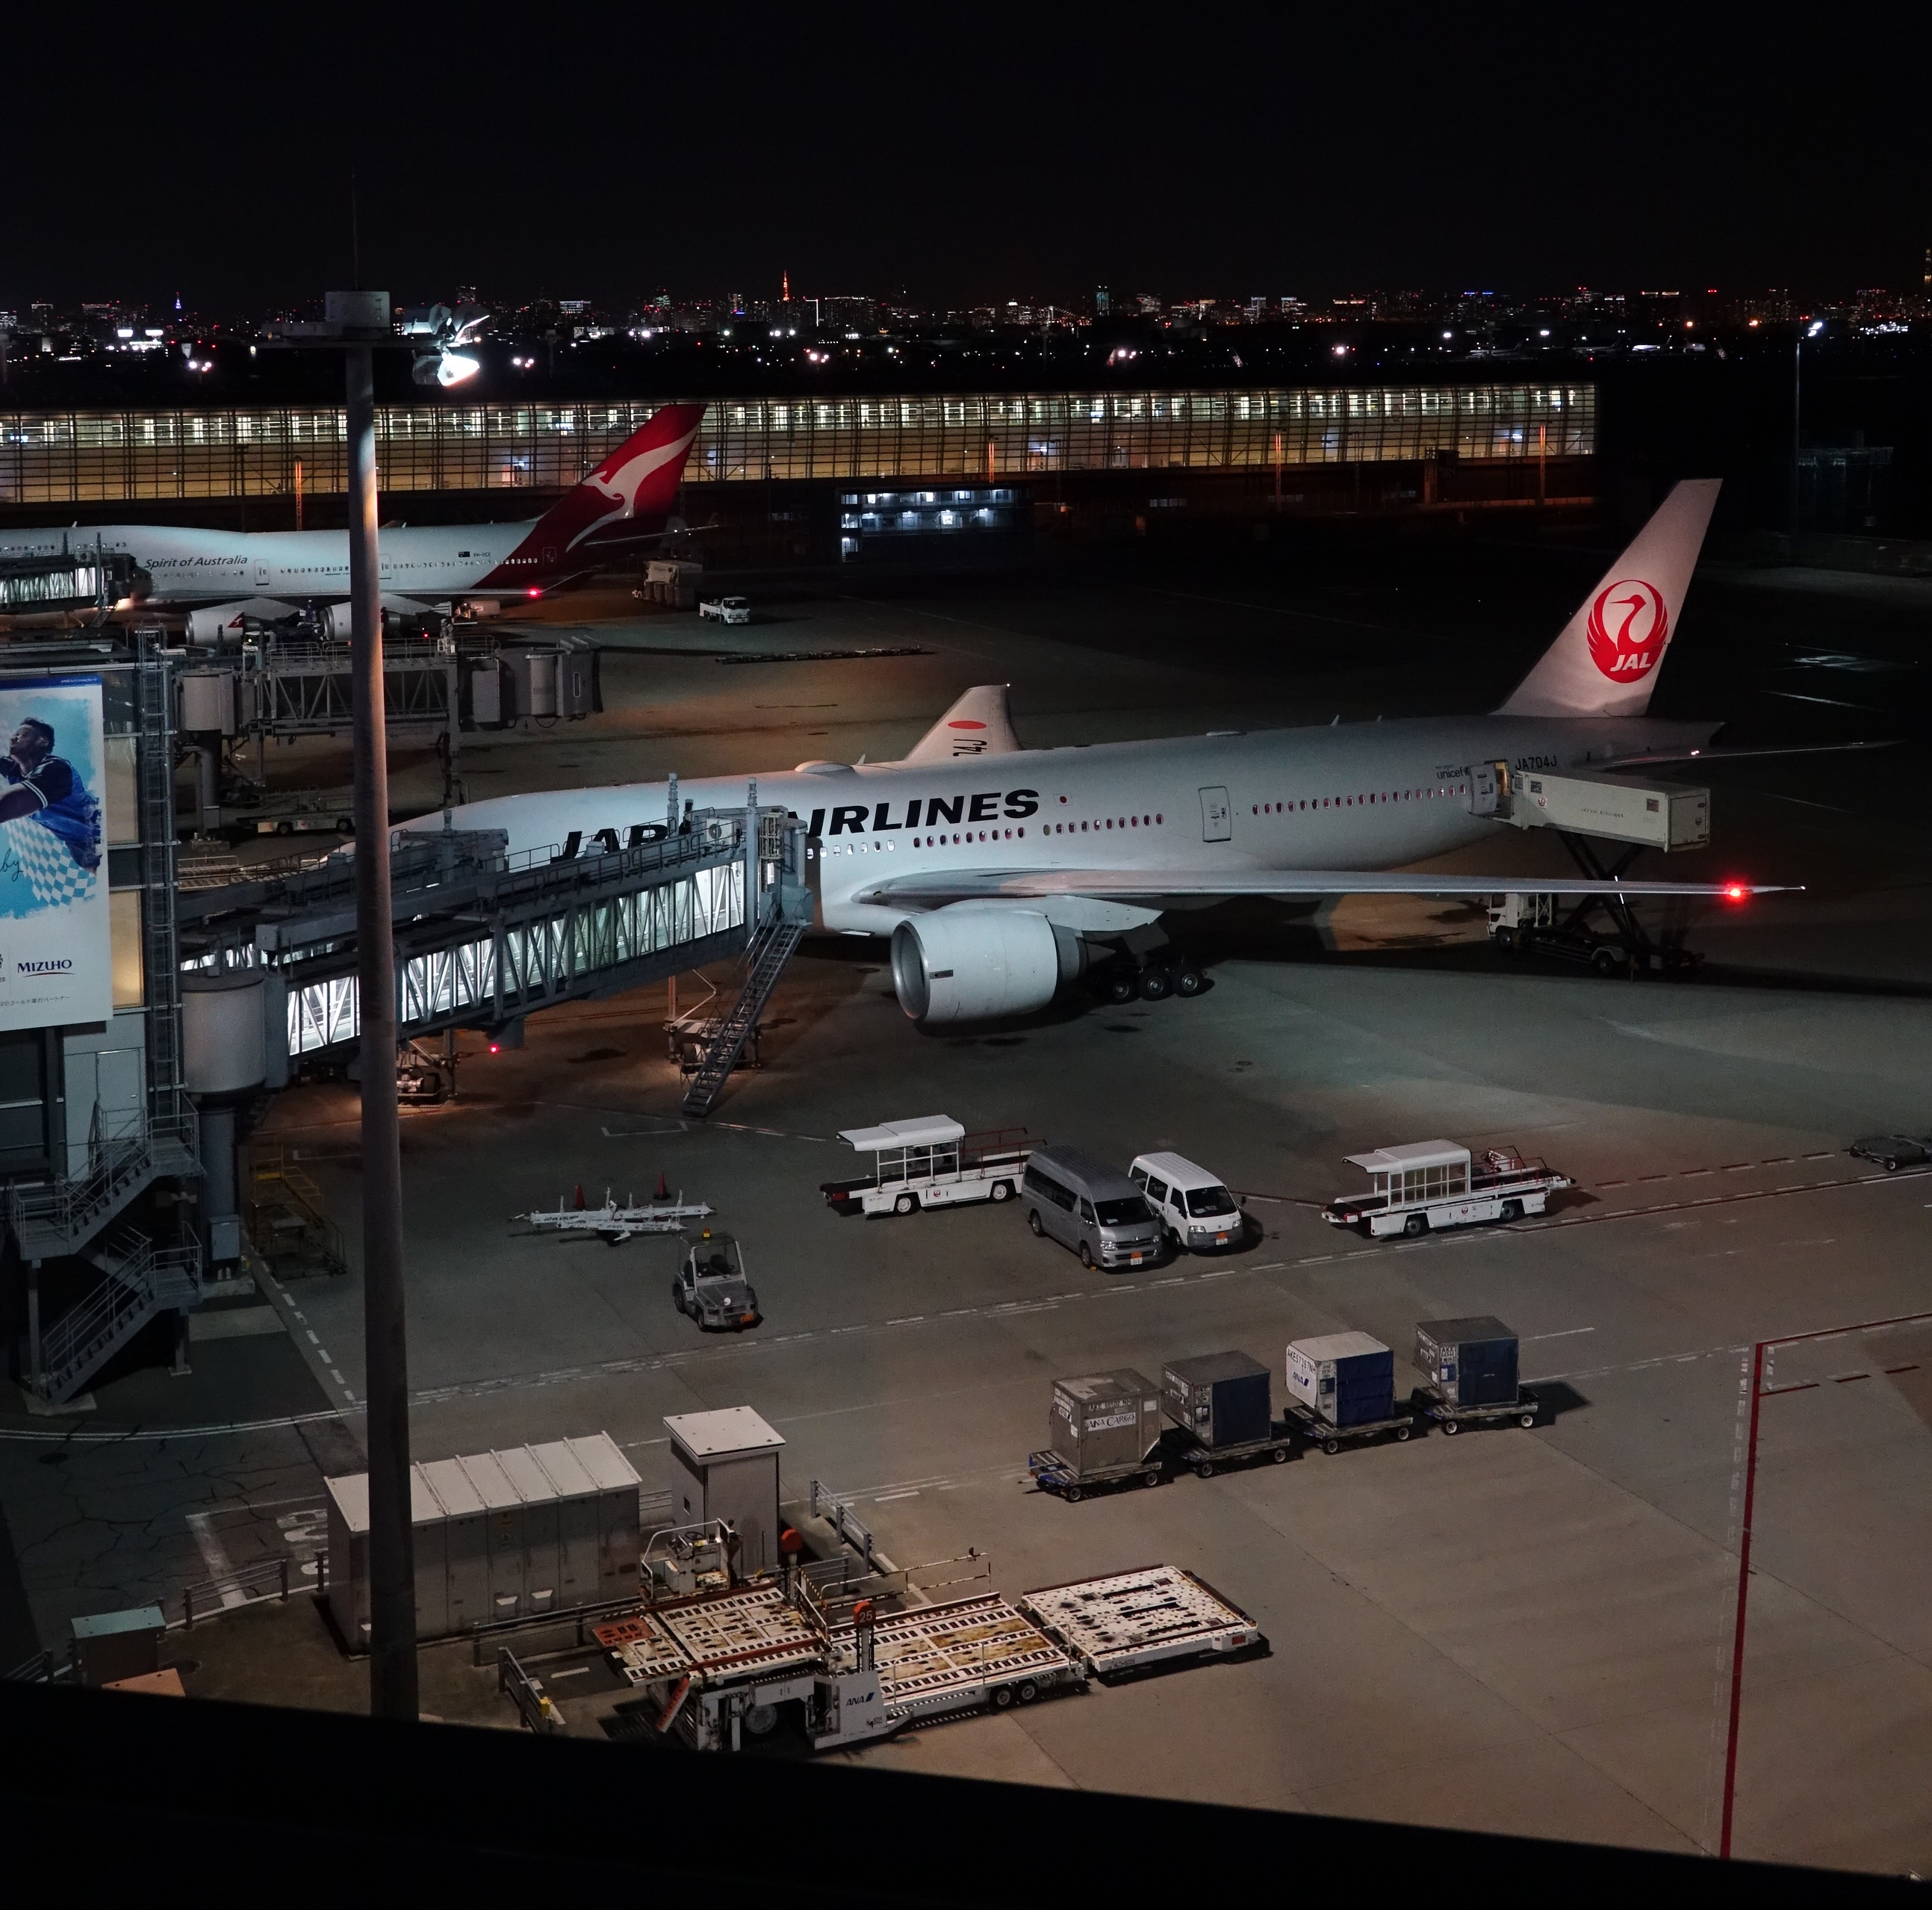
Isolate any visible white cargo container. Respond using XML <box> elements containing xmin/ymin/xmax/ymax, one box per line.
<box><xmin>1508</xmin><ymin>768</ymin><xmax>1708</xmax><ymax>851</ymax></box>
<box><xmin>326</xmin><ymin>1431</ymin><xmax>641</xmax><ymax>1645</ymax></box>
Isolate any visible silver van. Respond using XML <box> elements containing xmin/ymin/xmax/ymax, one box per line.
<box><xmin>1022</xmin><ymin>1145</ymin><xmax>1165</xmax><ymax>1271</ymax></box>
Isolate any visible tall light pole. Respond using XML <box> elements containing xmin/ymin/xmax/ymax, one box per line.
<box><xmin>331</xmin><ymin>291</ymin><xmax>416</xmax><ymax>1722</ymax></box>
<box><xmin>1790</xmin><ymin>318</ymin><xmax>1824</xmax><ymax>541</ymax></box>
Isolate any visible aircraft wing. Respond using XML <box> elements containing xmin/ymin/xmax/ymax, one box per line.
<box><xmin>854</xmin><ymin>868</ymin><xmax>1798</xmax><ymax>908</ymax></box>
<box><xmin>1594</xmin><ymin>739</ymin><xmax>1896</xmax><ymax>770</ymax></box>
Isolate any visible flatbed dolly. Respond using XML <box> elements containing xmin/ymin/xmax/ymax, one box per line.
<box><xmin>1026</xmin><ymin>1447</ymin><xmax>1164</xmax><ymax>1502</ymax></box>
<box><xmin>1172</xmin><ymin>1424</ymin><xmax>1296</xmax><ymax>1478</ymax></box>
<box><xmin>1019</xmin><ymin>1565</ymin><xmax>1265</xmax><ymax>1684</ymax></box>
<box><xmin>1411</xmin><ymin>1385</ymin><xmax>1541</xmax><ymax>1433</ymax></box>
<box><xmin>1282</xmin><ymin>1401</ymin><xmax>1414</xmax><ymax>1456</ymax></box>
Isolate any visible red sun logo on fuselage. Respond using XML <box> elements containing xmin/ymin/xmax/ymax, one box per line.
<box><xmin>1586</xmin><ymin>578</ymin><xmax>1669</xmax><ymax>683</ymax></box>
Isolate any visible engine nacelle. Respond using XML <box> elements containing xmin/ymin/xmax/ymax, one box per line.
<box><xmin>185</xmin><ymin>602</ymin><xmax>257</xmax><ymax>647</ymax></box>
<box><xmin>890</xmin><ymin>905</ymin><xmax>1066</xmax><ymax>1026</ymax></box>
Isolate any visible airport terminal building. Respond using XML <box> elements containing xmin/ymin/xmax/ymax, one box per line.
<box><xmin>0</xmin><ymin>378</ymin><xmax>1596</xmax><ymax>564</ymax></box>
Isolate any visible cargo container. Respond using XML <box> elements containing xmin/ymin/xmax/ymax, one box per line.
<box><xmin>1048</xmin><ymin>1370</ymin><xmax>1164</xmax><ymax>1474</ymax></box>
<box><xmin>1030</xmin><ymin>1370</ymin><xmax>1167</xmax><ymax>1499</ymax></box>
<box><xmin>1286</xmin><ymin>1333</ymin><xmax>1394</xmax><ymax>1429</ymax></box>
<box><xmin>1414</xmin><ymin>1317</ymin><xmax>1519</xmax><ymax>1407</ymax></box>
<box><xmin>1162</xmin><ymin>1352</ymin><xmax>1271</xmax><ymax>1449</ymax></box>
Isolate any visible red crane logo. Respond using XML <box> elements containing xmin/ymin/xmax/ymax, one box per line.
<box><xmin>1586</xmin><ymin>578</ymin><xmax>1669</xmax><ymax>683</ymax></box>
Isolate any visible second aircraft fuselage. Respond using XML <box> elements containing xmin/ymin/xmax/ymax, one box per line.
<box><xmin>435</xmin><ymin>711</ymin><xmax>1718</xmax><ymax>934</ymax></box>
<box><xmin>0</xmin><ymin>521</ymin><xmax>549</xmax><ymax>602</ymax></box>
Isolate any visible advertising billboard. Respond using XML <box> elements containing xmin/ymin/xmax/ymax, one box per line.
<box><xmin>0</xmin><ymin>676</ymin><xmax>112</xmax><ymax>1031</ymax></box>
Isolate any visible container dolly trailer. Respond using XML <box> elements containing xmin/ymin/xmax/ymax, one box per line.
<box><xmin>1409</xmin><ymin>1315</ymin><xmax>1541</xmax><ymax>1432</ymax></box>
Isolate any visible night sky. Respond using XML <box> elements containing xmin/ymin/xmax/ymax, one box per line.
<box><xmin>11</xmin><ymin>4</ymin><xmax>1925</xmax><ymax>306</ymax></box>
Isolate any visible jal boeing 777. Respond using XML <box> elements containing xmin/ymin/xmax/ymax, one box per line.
<box><xmin>423</xmin><ymin>479</ymin><xmax>1798</xmax><ymax>1025</ymax></box>
<box><xmin>0</xmin><ymin>403</ymin><xmax>706</xmax><ymax>639</ymax></box>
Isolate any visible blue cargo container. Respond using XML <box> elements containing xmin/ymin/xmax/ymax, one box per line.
<box><xmin>1161</xmin><ymin>1351</ymin><xmax>1272</xmax><ymax>1449</ymax></box>
<box><xmin>1415</xmin><ymin>1317</ymin><xmax>1519</xmax><ymax>1408</ymax></box>
<box><xmin>1285</xmin><ymin>1332</ymin><xmax>1394</xmax><ymax>1429</ymax></box>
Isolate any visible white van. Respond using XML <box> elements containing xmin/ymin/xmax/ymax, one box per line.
<box><xmin>1129</xmin><ymin>1153</ymin><xmax>1245</xmax><ymax>1253</ymax></box>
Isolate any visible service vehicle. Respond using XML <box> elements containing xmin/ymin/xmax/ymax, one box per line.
<box><xmin>1321</xmin><ymin>1139</ymin><xmax>1573</xmax><ymax>1238</ymax></box>
<box><xmin>821</xmin><ymin>1115</ymin><xmax>1034</xmax><ymax>1217</ymax></box>
<box><xmin>1130</xmin><ymin>1152</ymin><xmax>1246</xmax><ymax>1252</ymax></box>
<box><xmin>671</xmin><ymin>1229</ymin><xmax>761</xmax><ymax>1330</ymax></box>
<box><xmin>1022</xmin><ymin>1146</ymin><xmax>1166</xmax><ymax>1271</ymax></box>
<box><xmin>698</xmin><ymin>595</ymin><xmax>751</xmax><ymax>625</ymax></box>
<box><xmin>1489</xmin><ymin>893</ymin><xmax>1700</xmax><ymax>977</ymax></box>
<box><xmin>1849</xmin><ymin>1134</ymin><xmax>1932</xmax><ymax>1172</ymax></box>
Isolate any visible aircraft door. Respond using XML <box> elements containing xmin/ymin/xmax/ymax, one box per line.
<box><xmin>1467</xmin><ymin>762</ymin><xmax>1506</xmax><ymax>817</ymax></box>
<box><xmin>252</xmin><ymin>561</ymin><xmax>270</xmax><ymax>588</ymax></box>
<box><xmin>1199</xmin><ymin>786</ymin><xmax>1231</xmax><ymax>842</ymax></box>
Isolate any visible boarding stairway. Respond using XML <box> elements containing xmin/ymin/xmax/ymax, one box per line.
<box><xmin>680</xmin><ymin>906</ymin><xmax>810</xmax><ymax>1119</ymax></box>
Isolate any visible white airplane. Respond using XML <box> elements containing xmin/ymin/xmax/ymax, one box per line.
<box><xmin>520</xmin><ymin>1190</ymin><xmax>715</xmax><ymax>1244</ymax></box>
<box><xmin>0</xmin><ymin>402</ymin><xmax>706</xmax><ymax>640</ymax></box>
<box><xmin>420</xmin><ymin>479</ymin><xmax>1803</xmax><ymax>1026</ymax></box>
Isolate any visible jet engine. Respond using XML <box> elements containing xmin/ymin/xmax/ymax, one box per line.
<box><xmin>889</xmin><ymin>905</ymin><xmax>1072</xmax><ymax>1026</ymax></box>
<box><xmin>184</xmin><ymin>602</ymin><xmax>259</xmax><ymax>647</ymax></box>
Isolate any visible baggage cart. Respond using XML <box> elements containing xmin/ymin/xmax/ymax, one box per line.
<box><xmin>1411</xmin><ymin>1385</ymin><xmax>1541</xmax><ymax>1433</ymax></box>
<box><xmin>1282</xmin><ymin>1400</ymin><xmax>1414</xmax><ymax>1455</ymax></box>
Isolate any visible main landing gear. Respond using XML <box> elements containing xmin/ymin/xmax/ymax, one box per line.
<box><xmin>1093</xmin><ymin>955</ymin><xmax>1207</xmax><ymax>1005</ymax></box>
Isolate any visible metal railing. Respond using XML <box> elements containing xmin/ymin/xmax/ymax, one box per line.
<box><xmin>498</xmin><ymin>1648</ymin><xmax>566</xmax><ymax>1735</ymax></box>
<box><xmin>7</xmin><ymin>1110</ymin><xmax>200</xmax><ymax>1258</ymax></box>
<box><xmin>180</xmin><ymin>1551</ymin><xmax>320</xmax><ymax>1628</ymax></box>
<box><xmin>33</xmin><ymin>1235</ymin><xmax>201</xmax><ymax>1403</ymax></box>
<box><xmin>810</xmin><ymin>1479</ymin><xmax>877</xmax><ymax>1571</ymax></box>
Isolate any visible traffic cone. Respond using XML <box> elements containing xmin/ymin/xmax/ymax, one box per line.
<box><xmin>655</xmin><ymin>1171</ymin><xmax>670</xmax><ymax>1202</ymax></box>
<box><xmin>574</xmin><ymin>1182</ymin><xmax>585</xmax><ymax>1209</ymax></box>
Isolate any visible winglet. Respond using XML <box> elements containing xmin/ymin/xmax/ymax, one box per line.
<box><xmin>901</xmin><ymin>685</ymin><xmax>1022</xmax><ymax>763</ymax></box>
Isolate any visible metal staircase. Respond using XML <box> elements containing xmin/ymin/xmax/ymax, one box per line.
<box><xmin>31</xmin><ymin>1225</ymin><xmax>202</xmax><ymax>1407</ymax></box>
<box><xmin>680</xmin><ymin>908</ymin><xmax>808</xmax><ymax>1118</ymax></box>
<box><xmin>8</xmin><ymin>1113</ymin><xmax>199</xmax><ymax>1264</ymax></box>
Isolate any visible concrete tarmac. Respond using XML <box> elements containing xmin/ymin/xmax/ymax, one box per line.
<box><xmin>6</xmin><ymin>533</ymin><xmax>1932</xmax><ymax>1873</ymax></box>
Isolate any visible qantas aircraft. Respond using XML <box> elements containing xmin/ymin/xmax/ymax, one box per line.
<box><xmin>423</xmin><ymin>478</ymin><xmax>1795</xmax><ymax>1026</ymax></box>
<box><xmin>0</xmin><ymin>402</ymin><xmax>706</xmax><ymax>640</ymax></box>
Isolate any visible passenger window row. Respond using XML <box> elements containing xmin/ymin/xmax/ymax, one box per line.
<box><xmin>1249</xmin><ymin>786</ymin><xmax>1468</xmax><ymax>815</ymax></box>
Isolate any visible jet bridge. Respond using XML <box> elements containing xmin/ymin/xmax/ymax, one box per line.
<box><xmin>178</xmin><ymin>807</ymin><xmax>810</xmax><ymax>1073</ymax></box>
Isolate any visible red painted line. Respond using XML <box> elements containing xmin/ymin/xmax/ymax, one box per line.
<box><xmin>1599</xmin><ymin>1179</ymin><xmax>1627</xmax><ymax>1187</ymax></box>
<box><xmin>1885</xmin><ymin>1364</ymin><xmax>1921</xmax><ymax>1375</ymax></box>
<box><xmin>1720</xmin><ymin>1341</ymin><xmax>1765</xmax><ymax>1860</ymax></box>
<box><xmin>1721</xmin><ymin>1306</ymin><xmax>1932</xmax><ymax>1857</ymax></box>
<box><xmin>1762</xmin><ymin>1157</ymin><xmax>1794</xmax><ymax>1166</ymax></box>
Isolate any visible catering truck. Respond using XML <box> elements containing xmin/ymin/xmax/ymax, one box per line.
<box><xmin>1321</xmin><ymin>1140</ymin><xmax>1572</xmax><ymax>1239</ymax></box>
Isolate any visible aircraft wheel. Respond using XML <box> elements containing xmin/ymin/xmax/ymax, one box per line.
<box><xmin>1103</xmin><ymin>967</ymin><xmax>1137</xmax><ymax>1005</ymax></box>
<box><xmin>1173</xmin><ymin>960</ymin><xmax>1205</xmax><ymax>998</ymax></box>
<box><xmin>1137</xmin><ymin>964</ymin><xmax>1173</xmax><ymax>1002</ymax></box>
<box><xmin>1591</xmin><ymin>946</ymin><xmax>1621</xmax><ymax>977</ymax></box>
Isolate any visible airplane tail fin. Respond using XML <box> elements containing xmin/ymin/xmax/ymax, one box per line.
<box><xmin>1497</xmin><ymin>479</ymin><xmax>1721</xmax><ymax>718</ymax></box>
<box><xmin>901</xmin><ymin>684</ymin><xmax>1022</xmax><ymax>763</ymax></box>
<box><xmin>506</xmin><ymin>403</ymin><xmax>706</xmax><ymax>568</ymax></box>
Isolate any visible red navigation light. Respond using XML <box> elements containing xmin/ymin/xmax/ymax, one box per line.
<box><xmin>488</xmin><ymin>1041</ymin><xmax>502</xmax><ymax>1054</ymax></box>
<box><xmin>527</xmin><ymin>587</ymin><xmax>541</xmax><ymax>598</ymax></box>
<box><xmin>1724</xmin><ymin>883</ymin><xmax>1748</xmax><ymax>902</ymax></box>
